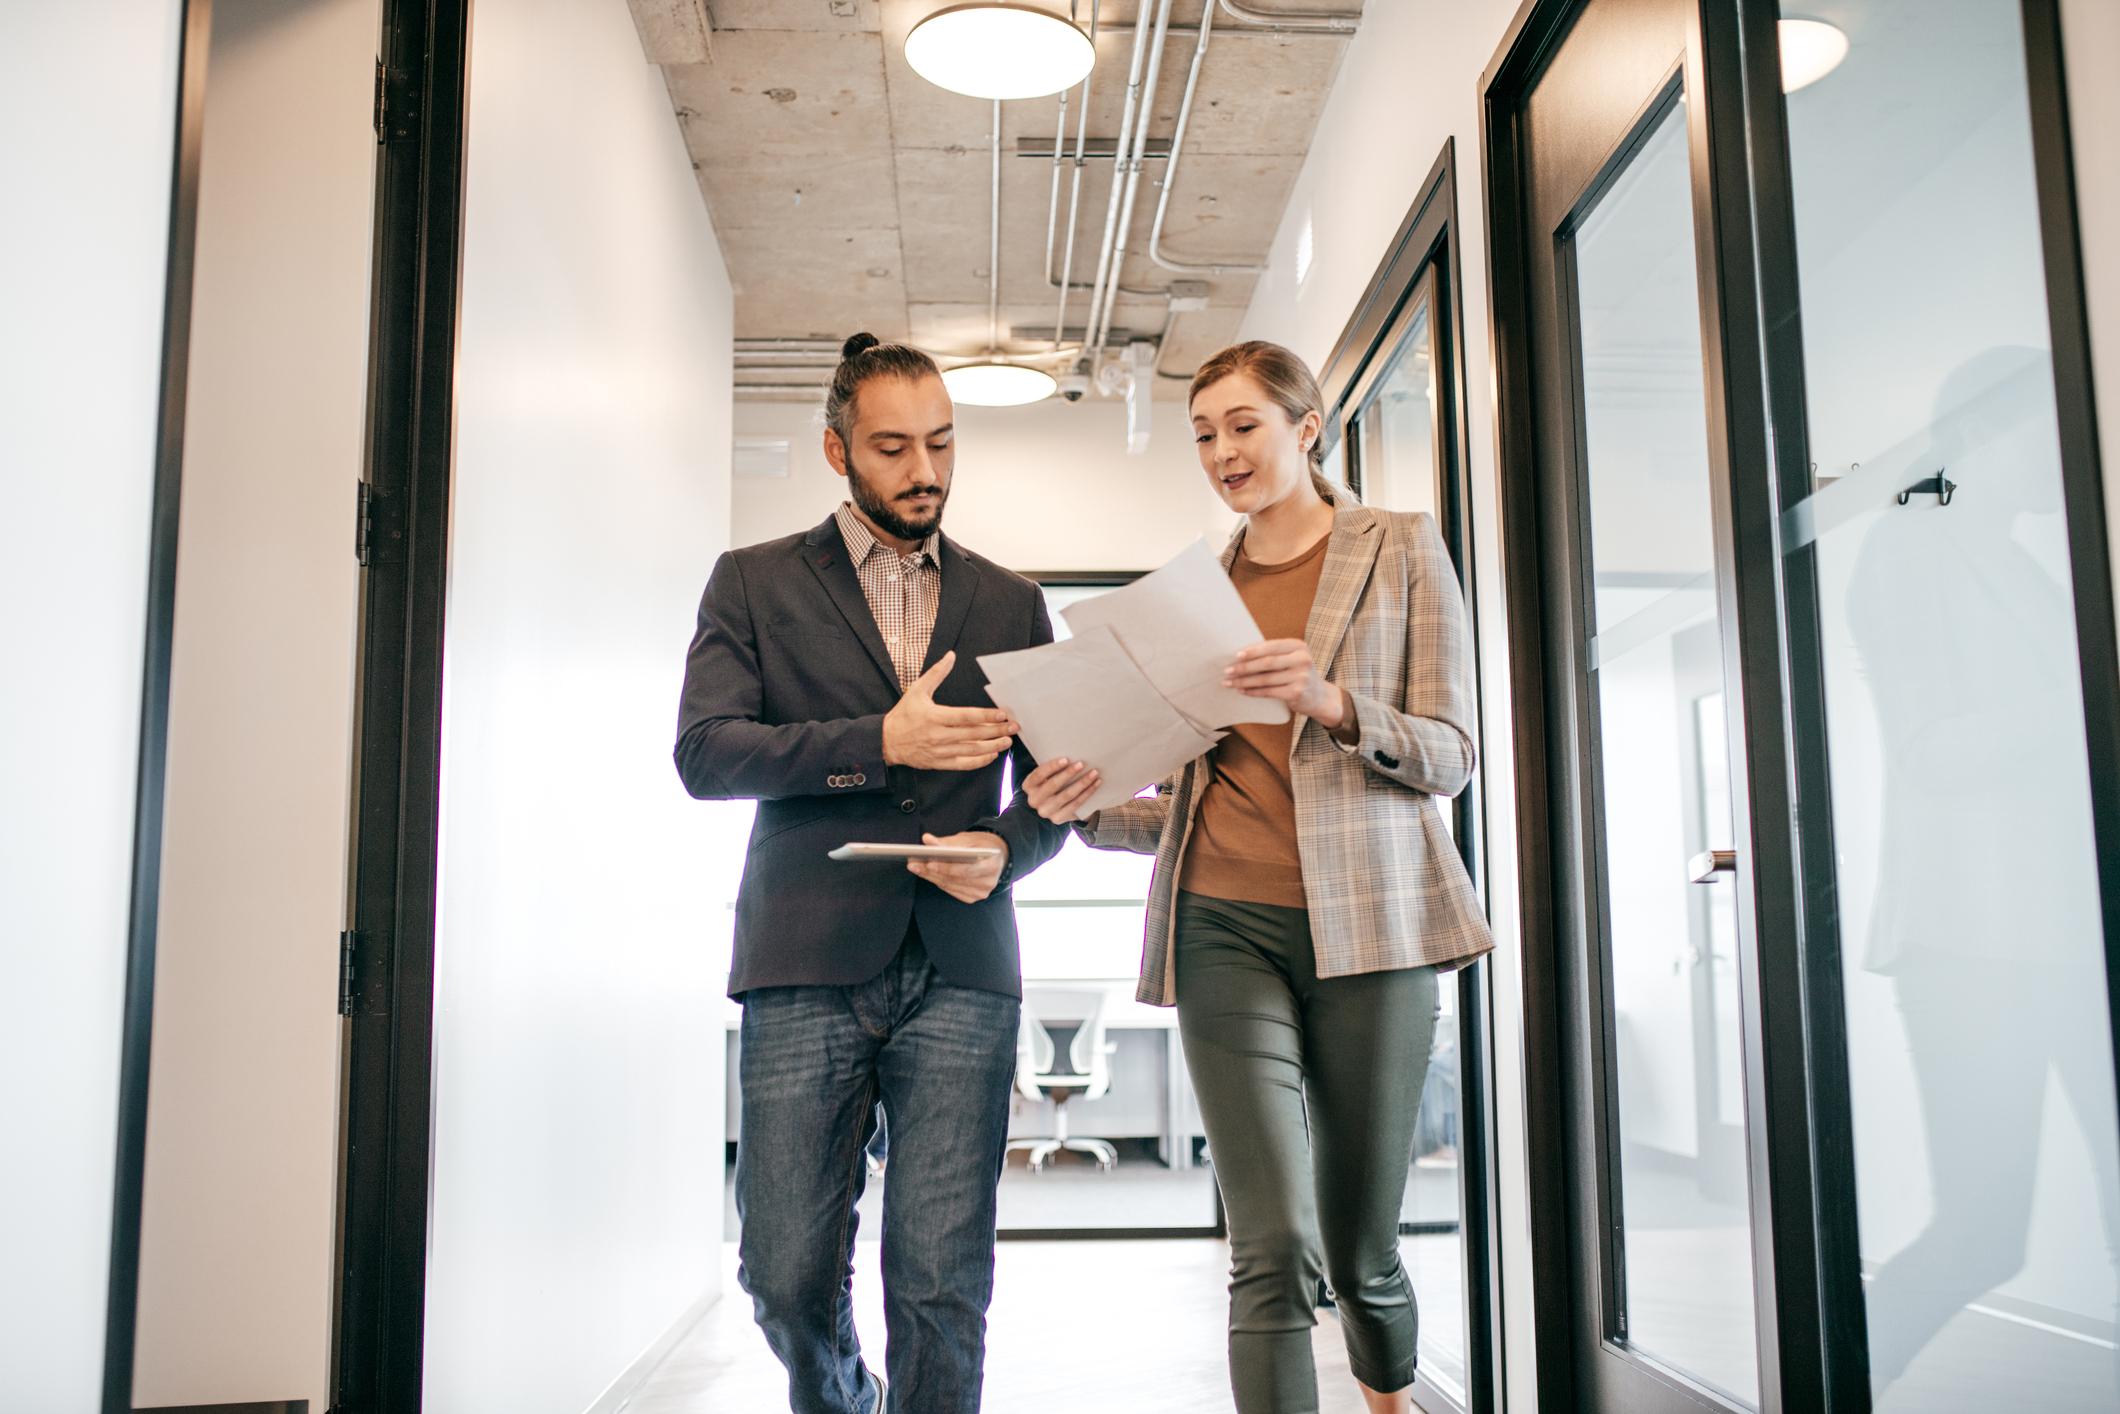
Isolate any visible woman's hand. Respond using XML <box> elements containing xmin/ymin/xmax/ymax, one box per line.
<box><xmin>1022</xmin><ymin>757</ymin><xmax>1101</xmax><ymax>824</ymax></box>
<box><xmin>1226</xmin><ymin>639</ymin><xmax>1348</xmax><ymax>728</ymax></box>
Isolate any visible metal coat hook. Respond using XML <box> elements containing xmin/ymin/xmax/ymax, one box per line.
<box><xmin>1898</xmin><ymin>467</ymin><xmax>1956</xmax><ymax>507</ymax></box>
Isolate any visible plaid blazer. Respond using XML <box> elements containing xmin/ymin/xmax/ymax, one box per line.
<box><xmin>1082</xmin><ymin>482</ymin><xmax>1494</xmax><ymax>1005</ymax></box>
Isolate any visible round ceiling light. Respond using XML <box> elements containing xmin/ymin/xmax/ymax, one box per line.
<box><xmin>905</xmin><ymin>4</ymin><xmax>1096</xmax><ymax>101</ymax></box>
<box><xmin>943</xmin><ymin>361</ymin><xmax>1058</xmax><ymax>406</ymax></box>
<box><xmin>1779</xmin><ymin>17</ymin><xmax>1849</xmax><ymax>93</ymax></box>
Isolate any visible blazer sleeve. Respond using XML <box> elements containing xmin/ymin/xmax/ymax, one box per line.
<box><xmin>672</xmin><ymin>551</ymin><xmax>891</xmax><ymax>801</ymax></box>
<box><xmin>973</xmin><ymin>590</ymin><xmax>1074</xmax><ymax>882</ymax></box>
<box><xmin>1333</xmin><ymin>513</ymin><xmax>1478</xmax><ymax>798</ymax></box>
<box><xmin>1075</xmin><ymin>776</ymin><xmax>1177</xmax><ymax>855</ymax></box>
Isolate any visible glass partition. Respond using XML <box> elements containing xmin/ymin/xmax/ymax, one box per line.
<box><xmin>997</xmin><ymin>581</ymin><xmax>1221</xmax><ymax>1236</ymax></box>
<box><xmin>1340</xmin><ymin>234</ymin><xmax>1488</xmax><ymax>1409</ymax></box>
<box><xmin>1776</xmin><ymin>2</ymin><xmax>2120</xmax><ymax>1406</ymax></box>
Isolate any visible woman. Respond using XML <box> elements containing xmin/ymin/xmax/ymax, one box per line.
<box><xmin>1022</xmin><ymin>341</ymin><xmax>1493</xmax><ymax>1413</ymax></box>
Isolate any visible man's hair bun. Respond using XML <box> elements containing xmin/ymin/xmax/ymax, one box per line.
<box><xmin>823</xmin><ymin>336</ymin><xmax>942</xmax><ymax>443</ymax></box>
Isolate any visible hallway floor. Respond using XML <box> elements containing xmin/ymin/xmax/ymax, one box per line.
<box><xmin>629</xmin><ymin>1239</ymin><xmax>1456</xmax><ymax>1413</ymax></box>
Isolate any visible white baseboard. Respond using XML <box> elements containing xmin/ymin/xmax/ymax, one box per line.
<box><xmin>584</xmin><ymin>1287</ymin><xmax>723</xmax><ymax>1414</ymax></box>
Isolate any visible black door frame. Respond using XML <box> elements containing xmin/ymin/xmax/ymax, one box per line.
<box><xmin>103</xmin><ymin>3</ymin><xmax>214</xmax><ymax>1409</ymax></box>
<box><xmin>329</xmin><ymin>0</ymin><xmax>471</xmax><ymax>1409</ymax></box>
<box><xmin>1484</xmin><ymin>1</ymin><xmax>2119</xmax><ymax>1412</ymax></box>
<box><xmin>1315</xmin><ymin>139</ymin><xmax>1505</xmax><ymax>1414</ymax></box>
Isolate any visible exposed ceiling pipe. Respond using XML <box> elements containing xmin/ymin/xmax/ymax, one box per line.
<box><xmin>1216</xmin><ymin>0</ymin><xmax>1359</xmax><ymax>34</ymax></box>
<box><xmin>1051</xmin><ymin>0</ymin><xmax>1096</xmax><ymax>349</ymax></box>
<box><xmin>988</xmin><ymin>97</ymin><xmax>1003</xmax><ymax>353</ymax></box>
<box><xmin>736</xmin><ymin>338</ymin><xmax>842</xmax><ymax>350</ymax></box>
<box><xmin>1078</xmin><ymin>6</ymin><xmax>1159</xmax><ymax>374</ymax></box>
<box><xmin>1089</xmin><ymin>0</ymin><xmax>1177</xmax><ymax>360</ymax></box>
<box><xmin>1149</xmin><ymin>0</ymin><xmax>1264</xmax><ymax>276</ymax></box>
<box><xmin>1043</xmin><ymin>97</ymin><xmax>1067</xmax><ymax>330</ymax></box>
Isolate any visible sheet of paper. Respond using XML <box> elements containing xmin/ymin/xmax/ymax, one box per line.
<box><xmin>1060</xmin><ymin>539</ymin><xmax>1291</xmax><ymax>730</ymax></box>
<box><xmin>978</xmin><ymin>626</ymin><xmax>1221</xmax><ymax>820</ymax></box>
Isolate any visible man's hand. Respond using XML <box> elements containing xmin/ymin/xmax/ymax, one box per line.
<box><xmin>1023</xmin><ymin>757</ymin><xmax>1101</xmax><ymax>823</ymax></box>
<box><xmin>907</xmin><ymin>831</ymin><xmax>1009</xmax><ymax>904</ymax></box>
<box><xmin>883</xmin><ymin>652</ymin><xmax>1021</xmax><ymax>771</ymax></box>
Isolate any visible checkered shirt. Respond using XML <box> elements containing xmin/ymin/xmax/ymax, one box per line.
<box><xmin>835</xmin><ymin>502</ymin><xmax>941</xmax><ymax>690</ymax></box>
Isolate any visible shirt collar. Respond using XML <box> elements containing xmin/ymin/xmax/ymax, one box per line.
<box><xmin>836</xmin><ymin>502</ymin><xmax>938</xmax><ymax>568</ymax></box>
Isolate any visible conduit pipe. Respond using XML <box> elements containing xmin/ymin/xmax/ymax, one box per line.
<box><xmin>1050</xmin><ymin>0</ymin><xmax>1096</xmax><ymax>349</ymax></box>
<box><xmin>1089</xmin><ymin>0</ymin><xmax>1177</xmax><ymax>360</ymax></box>
<box><xmin>1149</xmin><ymin>1</ymin><xmax>1263</xmax><ymax>276</ymax></box>
<box><xmin>1078</xmin><ymin>4</ymin><xmax>1160</xmax><ymax>371</ymax></box>
<box><xmin>988</xmin><ymin>98</ymin><xmax>1003</xmax><ymax>352</ymax></box>
<box><xmin>1043</xmin><ymin>90</ymin><xmax>1068</xmax><ymax>330</ymax></box>
<box><xmin>1215</xmin><ymin>0</ymin><xmax>1358</xmax><ymax>34</ymax></box>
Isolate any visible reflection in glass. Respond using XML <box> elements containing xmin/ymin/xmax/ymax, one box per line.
<box><xmin>1351</xmin><ymin>284</ymin><xmax>1473</xmax><ymax>1402</ymax></box>
<box><xmin>1573</xmin><ymin>91</ymin><xmax>1760</xmax><ymax>1406</ymax></box>
<box><xmin>1357</xmin><ymin>296</ymin><xmax>1440</xmax><ymax>520</ymax></box>
<box><xmin>1782</xmin><ymin>5</ymin><xmax>2120</xmax><ymax>1406</ymax></box>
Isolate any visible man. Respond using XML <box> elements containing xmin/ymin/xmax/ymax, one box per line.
<box><xmin>675</xmin><ymin>334</ymin><xmax>1070</xmax><ymax>1413</ymax></box>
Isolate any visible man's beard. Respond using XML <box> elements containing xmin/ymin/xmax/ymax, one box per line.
<box><xmin>847</xmin><ymin>452</ymin><xmax>948</xmax><ymax>544</ymax></box>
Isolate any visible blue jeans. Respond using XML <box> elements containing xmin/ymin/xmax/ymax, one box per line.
<box><xmin>736</xmin><ymin>931</ymin><xmax>1020</xmax><ymax>1414</ymax></box>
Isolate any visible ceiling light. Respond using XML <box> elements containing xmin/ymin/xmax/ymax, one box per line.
<box><xmin>1779</xmin><ymin>17</ymin><xmax>1849</xmax><ymax>93</ymax></box>
<box><xmin>943</xmin><ymin>361</ymin><xmax>1057</xmax><ymax>406</ymax></box>
<box><xmin>905</xmin><ymin>4</ymin><xmax>1096</xmax><ymax>101</ymax></box>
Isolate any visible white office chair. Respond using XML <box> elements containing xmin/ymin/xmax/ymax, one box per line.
<box><xmin>1006</xmin><ymin>988</ymin><xmax>1118</xmax><ymax>1171</ymax></box>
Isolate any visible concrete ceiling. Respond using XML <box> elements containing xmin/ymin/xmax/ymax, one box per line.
<box><xmin>631</xmin><ymin>0</ymin><xmax>1362</xmax><ymax>398</ymax></box>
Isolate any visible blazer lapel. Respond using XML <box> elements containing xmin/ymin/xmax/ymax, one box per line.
<box><xmin>922</xmin><ymin>534</ymin><xmax>982</xmax><ymax>674</ymax></box>
<box><xmin>1303</xmin><ymin>501</ymin><xmax>1382</xmax><ymax>678</ymax></box>
<box><xmin>800</xmin><ymin>517</ymin><xmax>902</xmax><ymax>696</ymax></box>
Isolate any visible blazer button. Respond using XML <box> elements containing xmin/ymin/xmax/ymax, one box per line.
<box><xmin>1374</xmin><ymin>751</ymin><xmax>1399</xmax><ymax>770</ymax></box>
<box><xmin>900</xmin><ymin>799</ymin><xmax>917</xmax><ymax>814</ymax></box>
<box><xmin>853</xmin><ymin>773</ymin><xmax>867</xmax><ymax>787</ymax></box>
<box><xmin>828</xmin><ymin>774</ymin><xmax>843</xmax><ymax>788</ymax></box>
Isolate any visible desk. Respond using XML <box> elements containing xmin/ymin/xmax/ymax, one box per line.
<box><xmin>721</xmin><ymin>978</ymin><xmax>1203</xmax><ymax>1169</ymax></box>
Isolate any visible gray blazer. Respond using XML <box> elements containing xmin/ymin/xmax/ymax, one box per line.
<box><xmin>1082</xmin><ymin>483</ymin><xmax>1493</xmax><ymax>1005</ymax></box>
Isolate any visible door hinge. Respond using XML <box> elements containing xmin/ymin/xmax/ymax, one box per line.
<box><xmin>374</xmin><ymin>58</ymin><xmax>419</xmax><ymax>145</ymax></box>
<box><xmin>355</xmin><ymin>480</ymin><xmax>374</xmax><ymax>566</ymax></box>
<box><xmin>338</xmin><ymin>929</ymin><xmax>360</xmax><ymax>1016</ymax></box>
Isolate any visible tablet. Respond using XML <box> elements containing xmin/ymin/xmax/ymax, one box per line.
<box><xmin>828</xmin><ymin>842</ymin><xmax>1004</xmax><ymax>864</ymax></box>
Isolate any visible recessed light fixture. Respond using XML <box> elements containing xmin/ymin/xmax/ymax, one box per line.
<box><xmin>905</xmin><ymin>4</ymin><xmax>1096</xmax><ymax>101</ymax></box>
<box><xmin>943</xmin><ymin>361</ymin><xmax>1057</xmax><ymax>406</ymax></box>
<box><xmin>1779</xmin><ymin>17</ymin><xmax>1849</xmax><ymax>93</ymax></box>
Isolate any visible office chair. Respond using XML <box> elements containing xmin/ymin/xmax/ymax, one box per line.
<box><xmin>1006</xmin><ymin>989</ymin><xmax>1118</xmax><ymax>1171</ymax></box>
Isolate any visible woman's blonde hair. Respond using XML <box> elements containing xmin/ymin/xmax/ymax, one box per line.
<box><xmin>1188</xmin><ymin>340</ymin><xmax>1327</xmax><ymax>467</ymax></box>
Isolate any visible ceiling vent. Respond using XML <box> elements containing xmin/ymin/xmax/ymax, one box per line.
<box><xmin>734</xmin><ymin>437</ymin><xmax>791</xmax><ymax>479</ymax></box>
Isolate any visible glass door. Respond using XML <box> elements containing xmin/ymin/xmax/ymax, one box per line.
<box><xmin>1767</xmin><ymin>1</ymin><xmax>2120</xmax><ymax>1407</ymax></box>
<box><xmin>995</xmin><ymin>578</ymin><xmax>1225</xmax><ymax>1239</ymax></box>
<box><xmin>1335</xmin><ymin>186</ymin><xmax>1494</xmax><ymax>1410</ymax></box>
<box><xmin>1497</xmin><ymin>0</ymin><xmax>1776</xmax><ymax>1407</ymax></box>
<box><xmin>1346</xmin><ymin>283</ymin><xmax>1476</xmax><ymax>1404</ymax></box>
<box><xmin>1490</xmin><ymin>1</ymin><xmax>2120</xmax><ymax>1410</ymax></box>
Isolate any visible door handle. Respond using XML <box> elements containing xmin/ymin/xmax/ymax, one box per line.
<box><xmin>1688</xmin><ymin>849</ymin><xmax>1737</xmax><ymax>884</ymax></box>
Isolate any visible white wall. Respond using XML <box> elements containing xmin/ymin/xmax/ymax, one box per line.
<box><xmin>734</xmin><ymin>396</ymin><xmax>1237</xmax><ymax>571</ymax></box>
<box><xmin>1236</xmin><ymin>2</ymin><xmax>1541</xmax><ymax>1406</ymax></box>
<box><xmin>0</xmin><ymin>6</ymin><xmax>185</xmax><ymax>1409</ymax></box>
<box><xmin>127</xmin><ymin>3</ymin><xmax>377</xmax><ymax>1406</ymax></box>
<box><xmin>420</xmin><ymin>0</ymin><xmax>737</xmax><ymax>1408</ymax></box>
